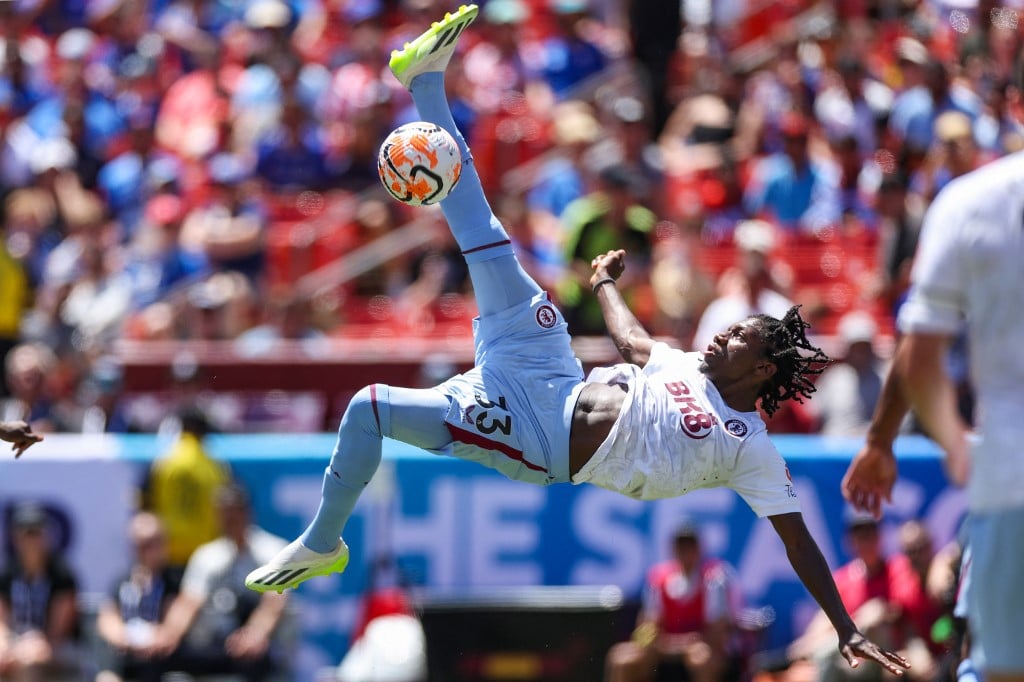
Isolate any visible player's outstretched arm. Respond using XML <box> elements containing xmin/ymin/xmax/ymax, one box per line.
<box><xmin>769</xmin><ymin>512</ymin><xmax>910</xmax><ymax>676</ymax></box>
<box><xmin>0</xmin><ymin>420</ymin><xmax>42</xmax><ymax>459</ymax></box>
<box><xmin>590</xmin><ymin>249</ymin><xmax>656</xmax><ymax>366</ymax></box>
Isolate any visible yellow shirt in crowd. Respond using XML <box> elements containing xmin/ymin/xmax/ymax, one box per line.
<box><xmin>148</xmin><ymin>432</ymin><xmax>231</xmax><ymax>566</ymax></box>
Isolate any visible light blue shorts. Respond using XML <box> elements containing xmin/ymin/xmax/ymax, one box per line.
<box><xmin>967</xmin><ymin>506</ymin><xmax>1024</xmax><ymax>674</ymax></box>
<box><xmin>437</xmin><ymin>292</ymin><xmax>584</xmax><ymax>485</ymax></box>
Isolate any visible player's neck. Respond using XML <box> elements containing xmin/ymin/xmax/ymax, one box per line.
<box><xmin>708</xmin><ymin>376</ymin><xmax>760</xmax><ymax>413</ymax></box>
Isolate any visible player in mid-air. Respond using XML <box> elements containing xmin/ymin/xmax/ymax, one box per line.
<box><xmin>246</xmin><ymin>5</ymin><xmax>909</xmax><ymax>673</ymax></box>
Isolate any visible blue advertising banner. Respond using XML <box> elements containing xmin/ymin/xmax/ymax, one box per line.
<box><xmin>0</xmin><ymin>434</ymin><xmax>964</xmax><ymax>678</ymax></box>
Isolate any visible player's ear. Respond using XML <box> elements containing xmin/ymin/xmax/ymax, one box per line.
<box><xmin>755</xmin><ymin>359</ymin><xmax>777</xmax><ymax>380</ymax></box>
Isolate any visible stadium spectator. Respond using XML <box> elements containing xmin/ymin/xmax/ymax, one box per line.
<box><xmin>558</xmin><ymin>162</ymin><xmax>656</xmax><ymax>335</ymax></box>
<box><xmin>891</xmin><ymin>521</ymin><xmax>945</xmax><ymax>665</ymax></box>
<box><xmin>75</xmin><ymin>355</ymin><xmax>130</xmax><ymax>433</ymax></box>
<box><xmin>648</xmin><ymin>217</ymin><xmax>714</xmax><ymax>342</ymax></box>
<box><xmin>605</xmin><ymin>520</ymin><xmax>742</xmax><ymax>682</ymax></box>
<box><xmin>813</xmin><ymin>54</ymin><xmax>891</xmax><ymax>159</ymax></box>
<box><xmin>125</xmin><ymin>193</ymin><xmax>209</xmax><ymax>311</ymax></box>
<box><xmin>743</xmin><ymin>112</ymin><xmax>841</xmax><ymax>234</ymax></box>
<box><xmin>0</xmin><ymin>213</ymin><xmax>29</xmax><ymax>392</ymax></box>
<box><xmin>143</xmin><ymin>406</ymin><xmax>231</xmax><ymax>570</ymax></box>
<box><xmin>0</xmin><ymin>343</ymin><xmax>68</xmax><ymax>433</ymax></box>
<box><xmin>57</xmin><ymin>237</ymin><xmax>133</xmax><ymax>350</ymax></box>
<box><xmin>910</xmin><ymin>111</ymin><xmax>984</xmax><ymax>203</ymax></box>
<box><xmin>692</xmin><ymin>219</ymin><xmax>793</xmax><ymax>352</ymax></box>
<box><xmin>149</xmin><ymin>483</ymin><xmax>291</xmax><ymax>681</ymax></box>
<box><xmin>807</xmin><ymin>311</ymin><xmax>886</xmax><ymax>437</ymax></box>
<box><xmin>255</xmin><ymin>95</ymin><xmax>336</xmax><ymax>193</ymax></box>
<box><xmin>95</xmin><ymin>512</ymin><xmax>181</xmax><ymax>682</ymax></box>
<box><xmin>235</xmin><ymin>291</ymin><xmax>326</xmax><ymax>357</ymax></box>
<box><xmin>0</xmin><ymin>502</ymin><xmax>81</xmax><ymax>682</ymax></box>
<box><xmin>874</xmin><ymin>173</ymin><xmax>923</xmax><ymax>314</ymax></box>
<box><xmin>532</xmin><ymin>0</ymin><xmax>610</xmax><ymax>100</ymax></box>
<box><xmin>525</xmin><ymin>99</ymin><xmax>602</xmax><ymax>286</ymax></box>
<box><xmin>889</xmin><ymin>51</ymin><xmax>980</xmax><ymax>156</ymax></box>
<box><xmin>463</xmin><ymin>0</ymin><xmax>531</xmax><ymax>113</ymax></box>
<box><xmin>180</xmin><ymin>154</ymin><xmax>268</xmax><ymax>285</ymax></box>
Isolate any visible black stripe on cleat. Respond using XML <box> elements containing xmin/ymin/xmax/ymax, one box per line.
<box><xmin>444</xmin><ymin>22</ymin><xmax>467</xmax><ymax>47</ymax></box>
<box><xmin>271</xmin><ymin>568</ymin><xmax>306</xmax><ymax>586</ymax></box>
<box><xmin>431</xmin><ymin>28</ymin><xmax>454</xmax><ymax>53</ymax></box>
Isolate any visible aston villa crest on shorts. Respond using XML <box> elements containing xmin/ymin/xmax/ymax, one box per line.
<box><xmin>724</xmin><ymin>419</ymin><xmax>748</xmax><ymax>438</ymax></box>
<box><xmin>535</xmin><ymin>305</ymin><xmax>557</xmax><ymax>329</ymax></box>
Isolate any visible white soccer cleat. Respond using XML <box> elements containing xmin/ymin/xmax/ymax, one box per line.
<box><xmin>244</xmin><ymin>538</ymin><xmax>350</xmax><ymax>593</ymax></box>
<box><xmin>389</xmin><ymin>4</ymin><xmax>478</xmax><ymax>89</ymax></box>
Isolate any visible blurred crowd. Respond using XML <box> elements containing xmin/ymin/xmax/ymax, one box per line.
<box><xmin>603</xmin><ymin>513</ymin><xmax>972</xmax><ymax>682</ymax></box>
<box><xmin>1</xmin><ymin>0</ymin><xmax>1020</xmax><ymax>434</ymax></box>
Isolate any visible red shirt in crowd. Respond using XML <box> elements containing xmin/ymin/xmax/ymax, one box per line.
<box><xmin>641</xmin><ymin>558</ymin><xmax>736</xmax><ymax>635</ymax></box>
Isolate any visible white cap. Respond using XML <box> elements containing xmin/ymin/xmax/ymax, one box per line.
<box><xmin>245</xmin><ymin>0</ymin><xmax>291</xmax><ymax>28</ymax></box>
<box><xmin>30</xmin><ymin>137</ymin><xmax>77</xmax><ymax>174</ymax></box>
<box><xmin>734</xmin><ymin>219</ymin><xmax>777</xmax><ymax>253</ymax></box>
<box><xmin>55</xmin><ymin>27</ymin><xmax>96</xmax><ymax>60</ymax></box>
<box><xmin>837</xmin><ymin>310</ymin><xmax>878</xmax><ymax>347</ymax></box>
<box><xmin>896</xmin><ymin>37</ymin><xmax>929</xmax><ymax>66</ymax></box>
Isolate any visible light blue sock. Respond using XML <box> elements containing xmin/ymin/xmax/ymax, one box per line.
<box><xmin>409</xmin><ymin>72</ymin><xmax>541</xmax><ymax>315</ymax></box>
<box><xmin>410</xmin><ymin>72</ymin><xmax>514</xmax><ymax>264</ymax></box>
<box><xmin>299</xmin><ymin>385</ymin><xmax>388</xmax><ymax>552</ymax></box>
<box><xmin>299</xmin><ymin>384</ymin><xmax>453</xmax><ymax>553</ymax></box>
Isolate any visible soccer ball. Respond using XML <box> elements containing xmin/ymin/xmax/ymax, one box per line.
<box><xmin>378</xmin><ymin>122</ymin><xmax>462</xmax><ymax>206</ymax></box>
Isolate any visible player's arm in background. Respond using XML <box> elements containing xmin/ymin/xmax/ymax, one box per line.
<box><xmin>841</xmin><ymin>343</ymin><xmax>911</xmax><ymax>517</ymax></box>
<box><xmin>0</xmin><ymin>420</ymin><xmax>42</xmax><ymax>458</ymax></box>
<box><xmin>769</xmin><ymin>512</ymin><xmax>910</xmax><ymax>674</ymax></box>
<box><xmin>842</xmin><ymin>186</ymin><xmax>971</xmax><ymax>515</ymax></box>
<box><xmin>590</xmin><ymin>249</ymin><xmax>657</xmax><ymax>366</ymax></box>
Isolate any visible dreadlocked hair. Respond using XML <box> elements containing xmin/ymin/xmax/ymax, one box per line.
<box><xmin>750</xmin><ymin>305</ymin><xmax>830</xmax><ymax>417</ymax></box>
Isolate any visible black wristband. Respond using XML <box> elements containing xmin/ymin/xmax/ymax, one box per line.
<box><xmin>592</xmin><ymin>277</ymin><xmax>616</xmax><ymax>294</ymax></box>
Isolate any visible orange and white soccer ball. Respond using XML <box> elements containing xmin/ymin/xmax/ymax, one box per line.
<box><xmin>378</xmin><ymin>122</ymin><xmax>462</xmax><ymax>206</ymax></box>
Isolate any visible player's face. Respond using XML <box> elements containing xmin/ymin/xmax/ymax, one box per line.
<box><xmin>699</xmin><ymin>319</ymin><xmax>776</xmax><ymax>384</ymax></box>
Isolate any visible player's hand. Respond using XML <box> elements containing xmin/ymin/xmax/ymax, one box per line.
<box><xmin>841</xmin><ymin>442</ymin><xmax>897</xmax><ymax>519</ymax></box>
<box><xmin>0</xmin><ymin>421</ymin><xmax>43</xmax><ymax>459</ymax></box>
<box><xmin>590</xmin><ymin>249</ymin><xmax>626</xmax><ymax>286</ymax></box>
<box><xmin>839</xmin><ymin>630</ymin><xmax>910</xmax><ymax>676</ymax></box>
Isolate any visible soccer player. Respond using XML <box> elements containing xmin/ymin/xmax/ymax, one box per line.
<box><xmin>247</xmin><ymin>5</ymin><xmax>909</xmax><ymax>673</ymax></box>
<box><xmin>841</xmin><ymin>100</ymin><xmax>1024</xmax><ymax>682</ymax></box>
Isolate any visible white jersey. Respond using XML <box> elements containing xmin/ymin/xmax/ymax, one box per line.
<box><xmin>898</xmin><ymin>151</ymin><xmax>1024</xmax><ymax>512</ymax></box>
<box><xmin>572</xmin><ymin>342</ymin><xmax>802</xmax><ymax>517</ymax></box>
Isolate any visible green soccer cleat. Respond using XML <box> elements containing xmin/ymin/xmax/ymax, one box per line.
<box><xmin>389</xmin><ymin>3</ymin><xmax>478</xmax><ymax>89</ymax></box>
<box><xmin>244</xmin><ymin>538</ymin><xmax>350</xmax><ymax>593</ymax></box>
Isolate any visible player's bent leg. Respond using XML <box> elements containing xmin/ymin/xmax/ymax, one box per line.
<box><xmin>246</xmin><ymin>385</ymin><xmax>452</xmax><ymax>593</ymax></box>
<box><xmin>390</xmin><ymin>6</ymin><xmax>542</xmax><ymax>317</ymax></box>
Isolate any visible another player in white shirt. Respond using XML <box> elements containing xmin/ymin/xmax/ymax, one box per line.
<box><xmin>843</xmin><ymin>148</ymin><xmax>1024</xmax><ymax>682</ymax></box>
<box><xmin>246</xmin><ymin>6</ymin><xmax>909</xmax><ymax>675</ymax></box>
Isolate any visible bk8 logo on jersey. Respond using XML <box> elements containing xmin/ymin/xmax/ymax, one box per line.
<box><xmin>378</xmin><ymin>122</ymin><xmax>462</xmax><ymax>206</ymax></box>
<box><xmin>664</xmin><ymin>381</ymin><xmax>718</xmax><ymax>439</ymax></box>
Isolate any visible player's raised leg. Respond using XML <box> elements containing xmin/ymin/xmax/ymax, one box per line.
<box><xmin>245</xmin><ymin>384</ymin><xmax>453</xmax><ymax>593</ymax></box>
<box><xmin>391</xmin><ymin>4</ymin><xmax>542</xmax><ymax>317</ymax></box>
